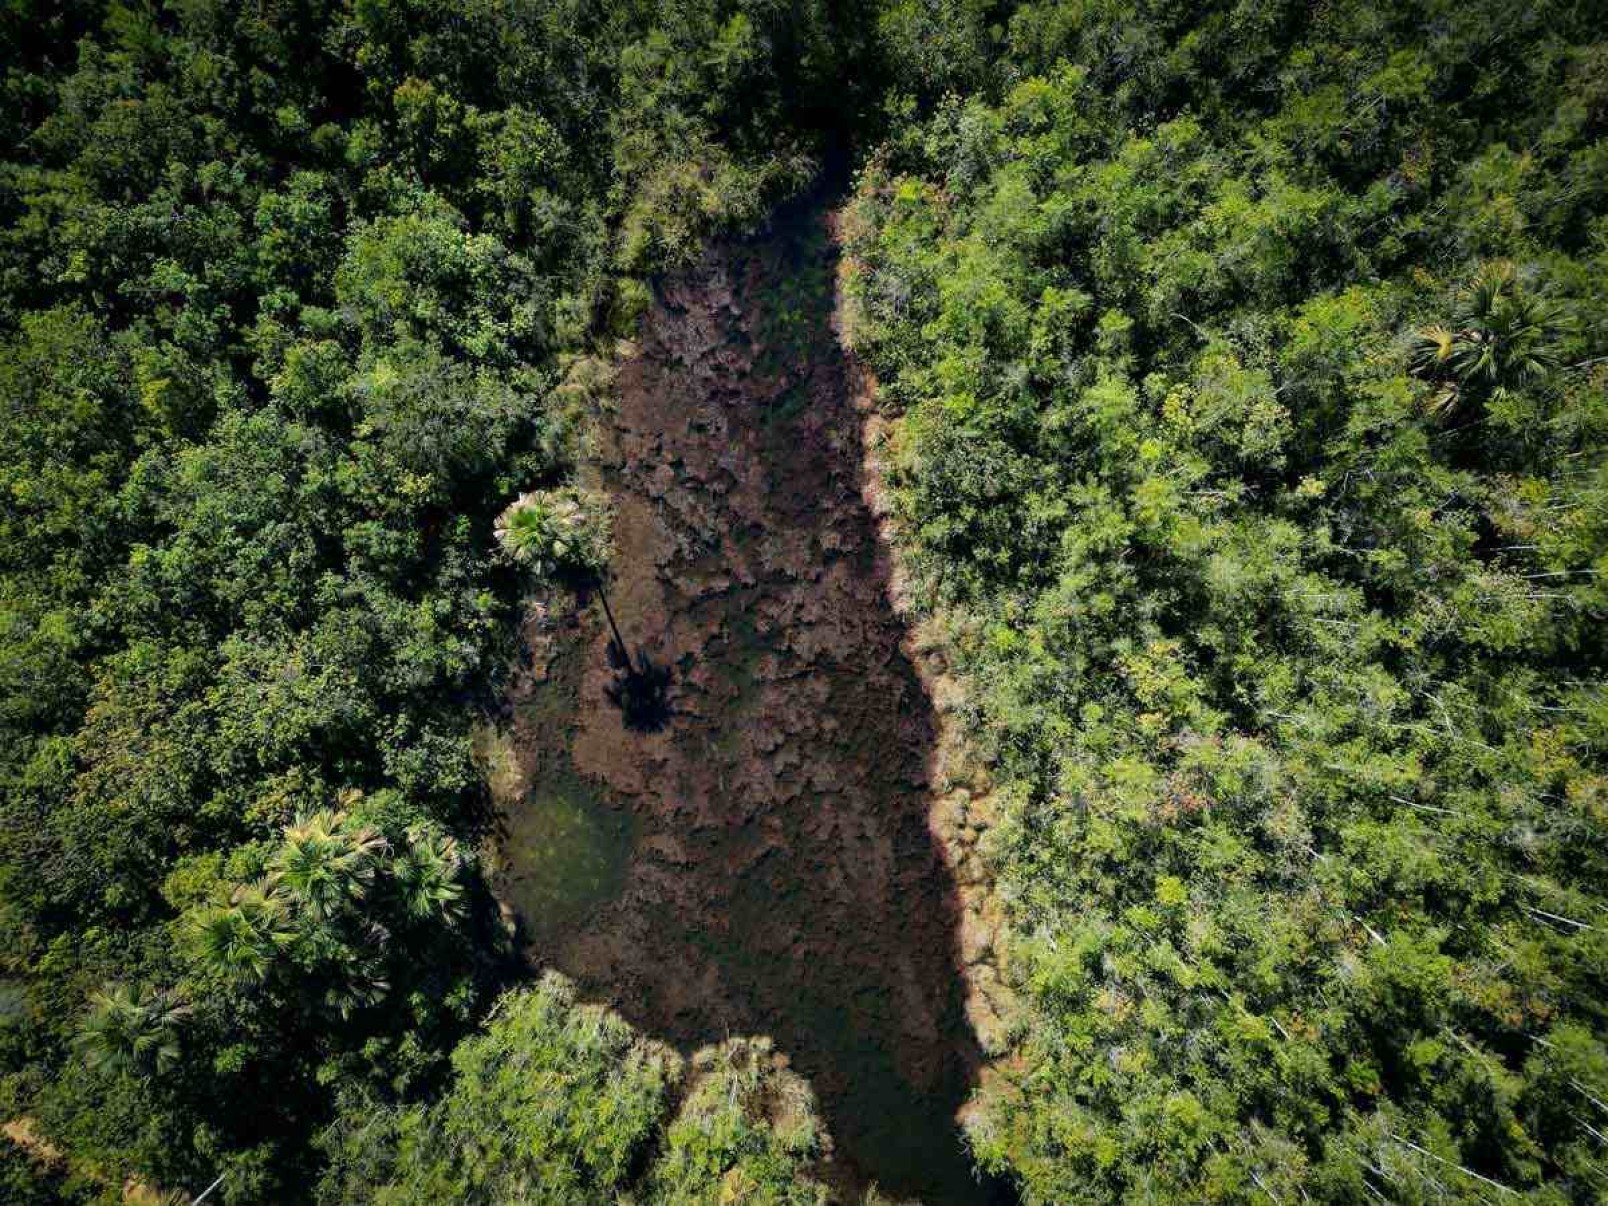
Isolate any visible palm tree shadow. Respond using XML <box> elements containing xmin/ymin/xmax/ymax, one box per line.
<box><xmin>602</xmin><ymin>638</ymin><xmax>672</xmax><ymax>733</ymax></box>
<box><xmin>571</xmin><ymin>575</ymin><xmax>673</xmax><ymax>733</ymax></box>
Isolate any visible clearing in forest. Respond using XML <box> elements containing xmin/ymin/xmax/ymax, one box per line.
<box><xmin>489</xmin><ymin>207</ymin><xmax>993</xmax><ymax>1203</ymax></box>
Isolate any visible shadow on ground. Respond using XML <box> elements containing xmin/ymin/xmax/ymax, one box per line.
<box><xmin>494</xmin><ymin>204</ymin><xmax>1000</xmax><ymax>1204</ymax></box>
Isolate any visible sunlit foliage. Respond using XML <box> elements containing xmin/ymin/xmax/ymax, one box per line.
<box><xmin>845</xmin><ymin>1</ymin><xmax>1608</xmax><ymax>1200</ymax></box>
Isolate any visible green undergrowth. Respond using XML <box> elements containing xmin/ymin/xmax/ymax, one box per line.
<box><xmin>317</xmin><ymin>972</ymin><xmax>831</xmax><ymax>1205</ymax></box>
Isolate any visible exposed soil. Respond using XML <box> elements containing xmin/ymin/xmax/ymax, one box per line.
<box><xmin>489</xmin><ymin>207</ymin><xmax>999</xmax><ymax>1203</ymax></box>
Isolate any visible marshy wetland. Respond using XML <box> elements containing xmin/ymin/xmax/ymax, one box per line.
<box><xmin>488</xmin><ymin>210</ymin><xmax>1000</xmax><ymax>1203</ymax></box>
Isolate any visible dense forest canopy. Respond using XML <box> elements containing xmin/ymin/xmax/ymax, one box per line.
<box><xmin>1</xmin><ymin>0</ymin><xmax>1604</xmax><ymax>1203</ymax></box>
<box><xmin>844</xmin><ymin>1</ymin><xmax>1608</xmax><ymax>1200</ymax></box>
<box><xmin>0</xmin><ymin>0</ymin><xmax>869</xmax><ymax>1198</ymax></box>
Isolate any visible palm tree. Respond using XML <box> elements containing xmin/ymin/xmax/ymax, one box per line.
<box><xmin>1411</xmin><ymin>261</ymin><xmax>1567</xmax><ymax>416</ymax></box>
<box><xmin>186</xmin><ymin>879</ymin><xmax>294</xmax><ymax>983</ymax></box>
<box><xmin>78</xmin><ymin>982</ymin><xmax>190</xmax><ymax>1077</ymax></box>
<box><xmin>393</xmin><ymin>824</ymin><xmax>467</xmax><ymax>924</ymax></box>
<box><xmin>496</xmin><ymin>485</ymin><xmax>670</xmax><ymax>728</ymax></box>
<box><xmin>318</xmin><ymin>940</ymin><xmax>393</xmax><ymax>1020</ymax></box>
<box><xmin>494</xmin><ymin>488</ymin><xmax>610</xmax><ymax>581</ymax></box>
<box><xmin>268</xmin><ymin>810</ymin><xmax>386</xmax><ymax>922</ymax></box>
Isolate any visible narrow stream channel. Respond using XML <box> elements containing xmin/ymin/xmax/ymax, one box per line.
<box><xmin>494</xmin><ymin>203</ymin><xmax>995</xmax><ymax>1203</ymax></box>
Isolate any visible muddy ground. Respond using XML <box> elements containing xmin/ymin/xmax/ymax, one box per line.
<box><xmin>488</xmin><ymin>210</ymin><xmax>997</xmax><ymax>1203</ymax></box>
